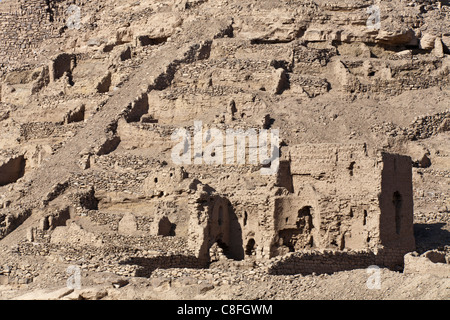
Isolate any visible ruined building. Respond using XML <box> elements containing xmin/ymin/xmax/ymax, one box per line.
<box><xmin>186</xmin><ymin>143</ymin><xmax>415</xmax><ymax>274</ymax></box>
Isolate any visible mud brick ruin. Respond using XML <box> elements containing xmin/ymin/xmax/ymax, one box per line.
<box><xmin>0</xmin><ymin>0</ymin><xmax>448</xmax><ymax>300</ymax></box>
<box><xmin>184</xmin><ymin>143</ymin><xmax>416</xmax><ymax>269</ymax></box>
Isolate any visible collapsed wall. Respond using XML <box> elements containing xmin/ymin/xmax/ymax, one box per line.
<box><xmin>404</xmin><ymin>250</ymin><xmax>450</xmax><ymax>276</ymax></box>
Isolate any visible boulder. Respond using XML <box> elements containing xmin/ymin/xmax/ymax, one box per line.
<box><xmin>118</xmin><ymin>212</ymin><xmax>138</xmax><ymax>235</ymax></box>
<box><xmin>420</xmin><ymin>33</ymin><xmax>436</xmax><ymax>50</ymax></box>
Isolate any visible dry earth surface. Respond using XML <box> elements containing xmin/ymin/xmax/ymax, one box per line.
<box><xmin>0</xmin><ymin>0</ymin><xmax>449</xmax><ymax>300</ymax></box>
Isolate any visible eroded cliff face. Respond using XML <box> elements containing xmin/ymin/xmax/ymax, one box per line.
<box><xmin>0</xmin><ymin>0</ymin><xmax>448</xmax><ymax>300</ymax></box>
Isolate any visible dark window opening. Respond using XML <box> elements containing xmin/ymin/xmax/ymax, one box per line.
<box><xmin>348</xmin><ymin>161</ymin><xmax>356</xmax><ymax>176</ymax></box>
<box><xmin>340</xmin><ymin>233</ymin><xmax>346</xmax><ymax>250</ymax></box>
<box><xmin>138</xmin><ymin>36</ymin><xmax>168</xmax><ymax>46</ymax></box>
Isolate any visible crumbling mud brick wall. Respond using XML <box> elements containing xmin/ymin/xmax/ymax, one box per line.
<box><xmin>274</xmin><ymin>144</ymin><xmax>414</xmax><ymax>252</ymax></box>
<box><xmin>0</xmin><ymin>0</ymin><xmax>54</xmax><ymax>67</ymax></box>
<box><xmin>229</xmin><ymin>191</ymin><xmax>276</xmax><ymax>261</ymax></box>
<box><xmin>267</xmin><ymin>143</ymin><xmax>415</xmax><ymax>267</ymax></box>
<box><xmin>378</xmin><ymin>153</ymin><xmax>416</xmax><ymax>253</ymax></box>
<box><xmin>0</xmin><ymin>0</ymin><xmax>84</xmax><ymax>70</ymax></box>
<box><xmin>0</xmin><ymin>208</ymin><xmax>31</xmax><ymax>239</ymax></box>
<box><xmin>188</xmin><ymin>183</ymin><xmax>244</xmax><ymax>263</ymax></box>
<box><xmin>267</xmin><ymin>247</ymin><xmax>409</xmax><ymax>275</ymax></box>
<box><xmin>185</xmin><ymin>143</ymin><xmax>416</xmax><ymax>270</ymax></box>
<box><xmin>268</xmin><ymin>249</ymin><xmax>378</xmax><ymax>275</ymax></box>
<box><xmin>273</xmin><ymin>144</ymin><xmax>386</xmax><ymax>254</ymax></box>
<box><xmin>120</xmin><ymin>255</ymin><xmax>207</xmax><ymax>278</ymax></box>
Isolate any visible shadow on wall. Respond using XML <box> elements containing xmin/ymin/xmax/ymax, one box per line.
<box><xmin>119</xmin><ymin>255</ymin><xmax>207</xmax><ymax>278</ymax></box>
<box><xmin>414</xmin><ymin>223</ymin><xmax>450</xmax><ymax>253</ymax></box>
<box><xmin>221</xmin><ymin>204</ymin><xmax>244</xmax><ymax>261</ymax></box>
<box><xmin>0</xmin><ymin>155</ymin><xmax>26</xmax><ymax>187</ymax></box>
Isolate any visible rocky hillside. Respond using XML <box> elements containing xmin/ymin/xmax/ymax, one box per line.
<box><xmin>0</xmin><ymin>0</ymin><xmax>448</xmax><ymax>300</ymax></box>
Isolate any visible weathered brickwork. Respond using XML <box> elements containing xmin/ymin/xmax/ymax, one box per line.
<box><xmin>0</xmin><ymin>0</ymin><xmax>87</xmax><ymax>71</ymax></box>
